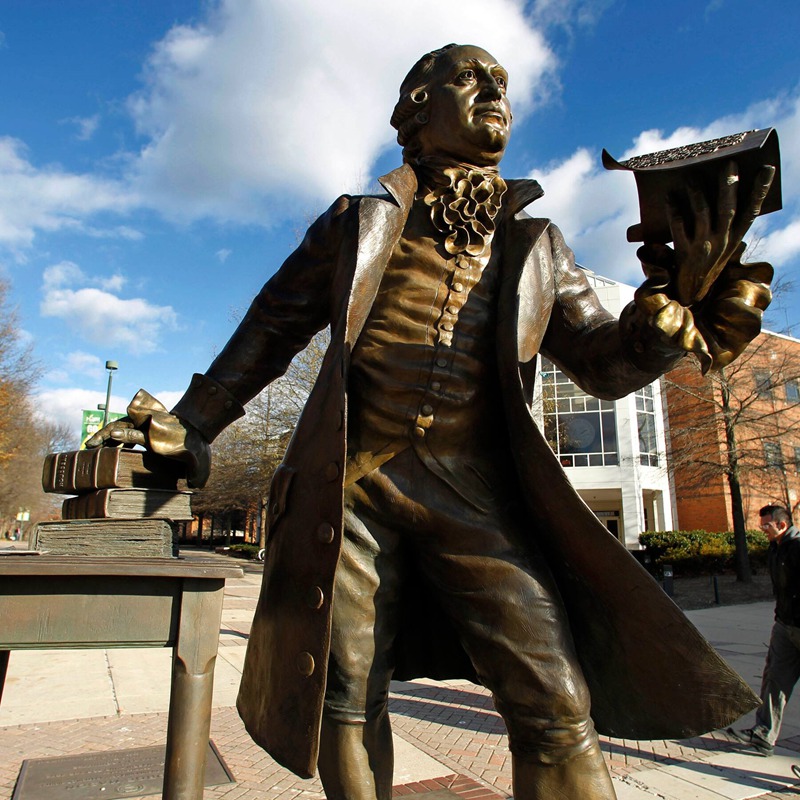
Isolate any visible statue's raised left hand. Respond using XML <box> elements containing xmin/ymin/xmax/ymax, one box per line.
<box><xmin>669</xmin><ymin>161</ymin><xmax>775</xmax><ymax>306</ymax></box>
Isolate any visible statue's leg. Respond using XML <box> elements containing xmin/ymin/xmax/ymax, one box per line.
<box><xmin>318</xmin><ymin>480</ymin><xmax>403</xmax><ymax>800</ymax></box>
<box><xmin>511</xmin><ymin>742</ymin><xmax>615</xmax><ymax>800</ymax></box>
<box><xmin>318</xmin><ymin>709</ymin><xmax>394</xmax><ymax>800</ymax></box>
<box><xmin>404</xmin><ymin>469</ymin><xmax>617</xmax><ymax>799</ymax></box>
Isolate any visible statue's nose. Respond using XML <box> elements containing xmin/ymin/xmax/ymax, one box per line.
<box><xmin>479</xmin><ymin>77</ymin><xmax>503</xmax><ymax>101</ymax></box>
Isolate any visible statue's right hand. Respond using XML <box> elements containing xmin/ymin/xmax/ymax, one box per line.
<box><xmin>85</xmin><ymin>389</ymin><xmax>211</xmax><ymax>488</ymax></box>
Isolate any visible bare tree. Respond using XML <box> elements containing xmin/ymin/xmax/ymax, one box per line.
<box><xmin>665</xmin><ymin>330</ymin><xmax>800</xmax><ymax>582</ymax></box>
<box><xmin>0</xmin><ymin>279</ymin><xmax>80</xmax><ymax>534</ymax></box>
<box><xmin>192</xmin><ymin>329</ymin><xmax>330</xmax><ymax>546</ymax></box>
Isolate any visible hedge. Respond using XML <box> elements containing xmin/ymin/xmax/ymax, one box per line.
<box><xmin>639</xmin><ymin>529</ymin><xmax>770</xmax><ymax>576</ymax></box>
<box><xmin>227</xmin><ymin>543</ymin><xmax>261</xmax><ymax>559</ymax></box>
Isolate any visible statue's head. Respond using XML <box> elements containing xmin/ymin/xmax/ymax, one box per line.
<box><xmin>391</xmin><ymin>44</ymin><xmax>512</xmax><ymax>167</ymax></box>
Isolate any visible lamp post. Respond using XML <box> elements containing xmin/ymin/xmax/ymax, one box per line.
<box><xmin>102</xmin><ymin>360</ymin><xmax>118</xmax><ymax>427</ymax></box>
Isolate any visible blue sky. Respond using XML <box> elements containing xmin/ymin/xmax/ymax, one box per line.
<box><xmin>1</xmin><ymin>0</ymin><xmax>799</xmax><ymax>435</ymax></box>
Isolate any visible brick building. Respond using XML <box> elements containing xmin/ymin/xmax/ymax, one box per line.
<box><xmin>665</xmin><ymin>329</ymin><xmax>800</xmax><ymax>531</ymax></box>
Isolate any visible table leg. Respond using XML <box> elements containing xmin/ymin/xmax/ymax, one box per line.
<box><xmin>162</xmin><ymin>578</ymin><xmax>226</xmax><ymax>800</ymax></box>
<box><xmin>0</xmin><ymin>650</ymin><xmax>8</xmax><ymax>705</ymax></box>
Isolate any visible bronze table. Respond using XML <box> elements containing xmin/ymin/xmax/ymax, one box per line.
<box><xmin>0</xmin><ymin>555</ymin><xmax>244</xmax><ymax>800</ymax></box>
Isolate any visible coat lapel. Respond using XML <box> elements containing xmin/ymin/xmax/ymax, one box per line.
<box><xmin>344</xmin><ymin>164</ymin><xmax>417</xmax><ymax>348</ymax></box>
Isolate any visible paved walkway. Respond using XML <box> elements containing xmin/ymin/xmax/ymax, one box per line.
<box><xmin>2</xmin><ymin>543</ymin><xmax>800</xmax><ymax>799</ymax></box>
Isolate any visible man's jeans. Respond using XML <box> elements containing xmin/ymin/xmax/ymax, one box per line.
<box><xmin>754</xmin><ymin>621</ymin><xmax>800</xmax><ymax>745</ymax></box>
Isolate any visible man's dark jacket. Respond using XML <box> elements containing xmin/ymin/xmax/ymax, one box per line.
<box><xmin>177</xmin><ymin>164</ymin><xmax>758</xmax><ymax>778</ymax></box>
<box><xmin>770</xmin><ymin>526</ymin><xmax>800</xmax><ymax>626</ymax></box>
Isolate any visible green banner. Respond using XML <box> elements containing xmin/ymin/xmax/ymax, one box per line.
<box><xmin>80</xmin><ymin>409</ymin><xmax>125</xmax><ymax>449</ymax></box>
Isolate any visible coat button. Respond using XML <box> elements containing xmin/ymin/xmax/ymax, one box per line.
<box><xmin>431</xmin><ymin>381</ymin><xmax>441</xmax><ymax>392</ymax></box>
<box><xmin>297</xmin><ymin>652</ymin><xmax>315</xmax><ymax>676</ymax></box>
<box><xmin>309</xmin><ymin>586</ymin><xmax>324</xmax><ymax>609</ymax></box>
<box><xmin>436</xmin><ymin>358</ymin><xmax>447</xmax><ymax>368</ymax></box>
<box><xmin>414</xmin><ymin>426</ymin><xmax>426</xmax><ymax>438</ymax></box>
<box><xmin>317</xmin><ymin>523</ymin><xmax>335</xmax><ymax>544</ymax></box>
<box><xmin>325</xmin><ymin>462</ymin><xmax>339</xmax><ymax>481</ymax></box>
<box><xmin>421</xmin><ymin>404</ymin><xmax>433</xmax><ymax>416</ymax></box>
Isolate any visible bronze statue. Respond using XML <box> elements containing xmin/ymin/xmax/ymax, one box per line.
<box><xmin>89</xmin><ymin>44</ymin><xmax>776</xmax><ymax>800</ymax></box>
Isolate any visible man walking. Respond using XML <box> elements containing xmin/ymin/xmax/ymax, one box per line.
<box><xmin>731</xmin><ymin>505</ymin><xmax>800</xmax><ymax>756</ymax></box>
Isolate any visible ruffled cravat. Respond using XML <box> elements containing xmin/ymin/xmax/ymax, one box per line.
<box><xmin>415</xmin><ymin>157</ymin><xmax>507</xmax><ymax>256</ymax></box>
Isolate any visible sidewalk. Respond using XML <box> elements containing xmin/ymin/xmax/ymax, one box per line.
<box><xmin>2</xmin><ymin>544</ymin><xmax>800</xmax><ymax>799</ymax></box>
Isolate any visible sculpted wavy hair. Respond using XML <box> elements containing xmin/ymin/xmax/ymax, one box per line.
<box><xmin>390</xmin><ymin>44</ymin><xmax>459</xmax><ymax>163</ymax></box>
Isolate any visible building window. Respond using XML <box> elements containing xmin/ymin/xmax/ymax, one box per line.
<box><xmin>541</xmin><ymin>358</ymin><xmax>618</xmax><ymax>467</ymax></box>
<box><xmin>764</xmin><ymin>442</ymin><xmax>783</xmax><ymax>468</ymax></box>
<box><xmin>754</xmin><ymin>370</ymin><xmax>773</xmax><ymax>399</ymax></box>
<box><xmin>787</xmin><ymin>380</ymin><xmax>800</xmax><ymax>403</ymax></box>
<box><xmin>635</xmin><ymin>384</ymin><xmax>660</xmax><ymax>467</ymax></box>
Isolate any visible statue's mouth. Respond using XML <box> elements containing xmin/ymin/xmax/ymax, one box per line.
<box><xmin>474</xmin><ymin>106</ymin><xmax>508</xmax><ymax>129</ymax></box>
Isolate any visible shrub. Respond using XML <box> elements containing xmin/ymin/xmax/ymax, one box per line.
<box><xmin>228</xmin><ymin>543</ymin><xmax>260</xmax><ymax>559</ymax></box>
<box><xmin>639</xmin><ymin>529</ymin><xmax>770</xmax><ymax>576</ymax></box>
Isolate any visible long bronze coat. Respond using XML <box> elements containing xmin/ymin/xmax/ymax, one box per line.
<box><xmin>200</xmin><ymin>164</ymin><xmax>756</xmax><ymax>778</ymax></box>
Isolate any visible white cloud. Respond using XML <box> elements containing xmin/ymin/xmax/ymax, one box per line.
<box><xmin>760</xmin><ymin>219</ymin><xmax>800</xmax><ymax>264</ymax></box>
<box><xmin>83</xmin><ymin>224</ymin><xmax>143</xmax><ymax>241</ymax></box>
<box><xmin>527</xmin><ymin>89</ymin><xmax>800</xmax><ymax>284</ymax></box>
<box><xmin>153</xmin><ymin>390</ymin><xmax>187</xmax><ymax>410</ymax></box>
<box><xmin>40</xmin><ymin>261</ymin><xmax>178</xmax><ymax>355</ymax></box>
<box><xmin>62</xmin><ymin>114</ymin><xmax>100</xmax><ymax>142</ymax></box>
<box><xmin>101</xmin><ymin>274</ymin><xmax>127</xmax><ymax>292</ymax></box>
<box><xmin>34</xmin><ymin>386</ymin><xmax>188</xmax><ymax>433</ymax></box>
<box><xmin>128</xmin><ymin>0</ymin><xmax>555</xmax><ymax>222</ymax></box>
<box><xmin>216</xmin><ymin>248</ymin><xmax>232</xmax><ymax>263</ymax></box>
<box><xmin>42</xmin><ymin>260</ymin><xmax>86</xmax><ymax>290</ymax></box>
<box><xmin>531</xmin><ymin>0</ymin><xmax>613</xmax><ymax>32</ymax></box>
<box><xmin>34</xmin><ymin>388</ymin><xmax>130</xmax><ymax>433</ymax></box>
<box><xmin>45</xmin><ymin>351</ymin><xmax>105</xmax><ymax>385</ymax></box>
<box><xmin>0</xmin><ymin>137</ymin><xmax>137</xmax><ymax>252</ymax></box>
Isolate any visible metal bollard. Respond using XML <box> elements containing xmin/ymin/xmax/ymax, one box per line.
<box><xmin>713</xmin><ymin>575</ymin><xmax>720</xmax><ymax>605</ymax></box>
<box><xmin>663</xmin><ymin>564</ymin><xmax>674</xmax><ymax>597</ymax></box>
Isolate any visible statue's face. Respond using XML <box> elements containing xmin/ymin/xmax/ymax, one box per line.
<box><xmin>416</xmin><ymin>45</ymin><xmax>511</xmax><ymax>167</ymax></box>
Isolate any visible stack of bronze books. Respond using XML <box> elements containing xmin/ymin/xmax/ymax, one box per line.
<box><xmin>33</xmin><ymin>448</ymin><xmax>190</xmax><ymax>557</ymax></box>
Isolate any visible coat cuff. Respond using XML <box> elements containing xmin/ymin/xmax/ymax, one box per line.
<box><xmin>170</xmin><ymin>373</ymin><xmax>245</xmax><ymax>443</ymax></box>
<box><xmin>618</xmin><ymin>301</ymin><xmax>686</xmax><ymax>376</ymax></box>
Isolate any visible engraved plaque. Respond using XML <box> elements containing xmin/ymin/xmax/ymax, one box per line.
<box><xmin>12</xmin><ymin>741</ymin><xmax>233</xmax><ymax>800</ymax></box>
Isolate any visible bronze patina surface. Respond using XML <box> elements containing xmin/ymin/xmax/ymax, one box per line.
<box><xmin>12</xmin><ymin>741</ymin><xmax>233</xmax><ymax>800</ymax></box>
<box><xmin>86</xmin><ymin>43</ymin><xmax>779</xmax><ymax>800</ymax></box>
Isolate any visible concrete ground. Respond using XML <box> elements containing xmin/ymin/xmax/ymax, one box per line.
<box><xmin>2</xmin><ymin>542</ymin><xmax>800</xmax><ymax>799</ymax></box>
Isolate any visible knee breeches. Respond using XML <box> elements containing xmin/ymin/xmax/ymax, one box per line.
<box><xmin>323</xmin><ymin>449</ymin><xmax>594</xmax><ymax>765</ymax></box>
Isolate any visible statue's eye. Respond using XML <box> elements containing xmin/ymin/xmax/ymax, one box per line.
<box><xmin>457</xmin><ymin>69</ymin><xmax>476</xmax><ymax>82</ymax></box>
<box><xmin>495</xmin><ymin>75</ymin><xmax>507</xmax><ymax>89</ymax></box>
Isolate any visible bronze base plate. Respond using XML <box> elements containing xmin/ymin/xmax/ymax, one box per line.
<box><xmin>12</xmin><ymin>740</ymin><xmax>234</xmax><ymax>800</ymax></box>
